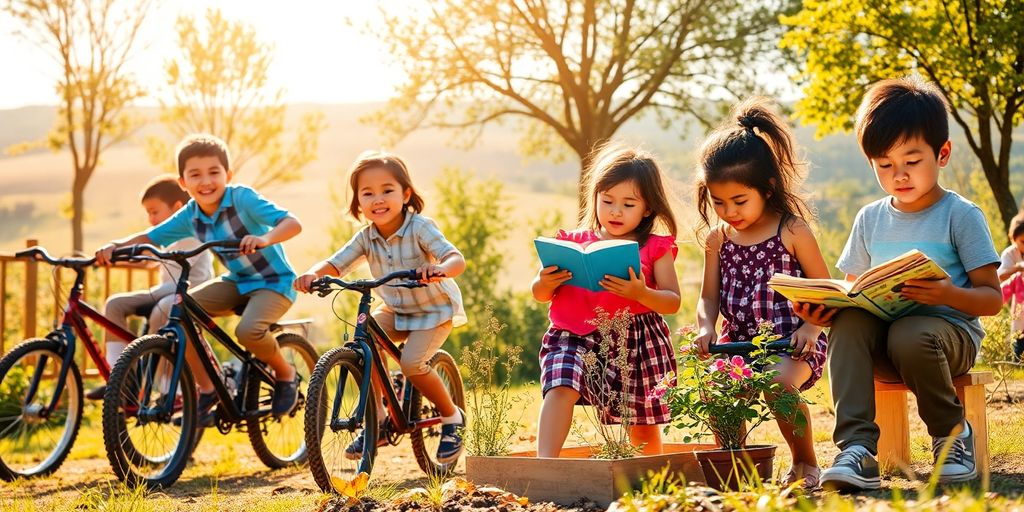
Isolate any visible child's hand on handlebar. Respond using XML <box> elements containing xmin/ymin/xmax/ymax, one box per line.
<box><xmin>789</xmin><ymin>323</ymin><xmax>822</xmax><ymax>360</ymax></box>
<box><xmin>293</xmin><ymin>273</ymin><xmax>319</xmax><ymax>294</ymax></box>
<box><xmin>239</xmin><ymin>235</ymin><xmax>269</xmax><ymax>254</ymax></box>
<box><xmin>416</xmin><ymin>264</ymin><xmax>446</xmax><ymax>283</ymax></box>
<box><xmin>695</xmin><ymin>328</ymin><xmax>716</xmax><ymax>357</ymax></box>
<box><xmin>95</xmin><ymin>243</ymin><xmax>118</xmax><ymax>266</ymax></box>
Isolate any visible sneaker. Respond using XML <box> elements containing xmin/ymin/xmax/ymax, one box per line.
<box><xmin>436</xmin><ymin>407</ymin><xmax>465</xmax><ymax>464</ymax></box>
<box><xmin>783</xmin><ymin>462</ymin><xmax>821</xmax><ymax>490</ymax></box>
<box><xmin>85</xmin><ymin>385</ymin><xmax>107</xmax><ymax>401</ymax></box>
<box><xmin>932</xmin><ymin>420</ymin><xmax>977</xmax><ymax>484</ymax></box>
<box><xmin>174</xmin><ymin>391</ymin><xmax>218</xmax><ymax>428</ymax></box>
<box><xmin>271</xmin><ymin>374</ymin><xmax>299</xmax><ymax>416</ymax></box>
<box><xmin>820</xmin><ymin>444</ymin><xmax>881</xmax><ymax>491</ymax></box>
<box><xmin>344</xmin><ymin>423</ymin><xmax>388</xmax><ymax>460</ymax></box>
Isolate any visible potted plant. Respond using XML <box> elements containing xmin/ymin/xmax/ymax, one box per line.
<box><xmin>658</xmin><ymin>321</ymin><xmax>806</xmax><ymax>491</ymax></box>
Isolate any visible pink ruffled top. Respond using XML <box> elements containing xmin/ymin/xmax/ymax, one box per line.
<box><xmin>548</xmin><ymin>229</ymin><xmax>678</xmax><ymax>335</ymax></box>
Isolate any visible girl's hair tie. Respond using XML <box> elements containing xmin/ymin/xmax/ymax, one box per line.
<box><xmin>738</xmin><ymin>115</ymin><xmax>756</xmax><ymax>132</ymax></box>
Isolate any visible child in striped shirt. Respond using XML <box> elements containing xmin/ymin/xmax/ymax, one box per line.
<box><xmin>294</xmin><ymin>150</ymin><xmax>467</xmax><ymax>464</ymax></box>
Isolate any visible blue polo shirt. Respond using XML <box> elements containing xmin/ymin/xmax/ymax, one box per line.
<box><xmin>148</xmin><ymin>184</ymin><xmax>298</xmax><ymax>302</ymax></box>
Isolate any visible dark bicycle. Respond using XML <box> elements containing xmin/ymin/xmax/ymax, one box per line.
<box><xmin>303</xmin><ymin>270</ymin><xmax>465</xmax><ymax>493</ymax></box>
<box><xmin>100</xmin><ymin>240</ymin><xmax>318</xmax><ymax>488</ymax></box>
<box><xmin>0</xmin><ymin>246</ymin><xmax>155</xmax><ymax>480</ymax></box>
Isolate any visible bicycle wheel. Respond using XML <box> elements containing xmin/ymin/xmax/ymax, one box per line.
<box><xmin>245</xmin><ymin>332</ymin><xmax>318</xmax><ymax>468</ymax></box>
<box><xmin>304</xmin><ymin>347</ymin><xmax>377</xmax><ymax>493</ymax></box>
<box><xmin>0</xmin><ymin>338</ymin><xmax>83</xmax><ymax>480</ymax></box>
<box><xmin>102</xmin><ymin>334</ymin><xmax>197</xmax><ymax>488</ymax></box>
<box><xmin>410</xmin><ymin>349</ymin><xmax>465</xmax><ymax>477</ymax></box>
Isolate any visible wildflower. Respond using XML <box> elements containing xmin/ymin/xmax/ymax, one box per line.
<box><xmin>709</xmin><ymin>359</ymin><xmax>727</xmax><ymax>373</ymax></box>
<box><xmin>728</xmin><ymin>356</ymin><xmax>752</xmax><ymax>380</ymax></box>
<box><xmin>676</xmin><ymin>325</ymin><xmax>697</xmax><ymax>337</ymax></box>
<box><xmin>580</xmin><ymin>349</ymin><xmax>598</xmax><ymax>368</ymax></box>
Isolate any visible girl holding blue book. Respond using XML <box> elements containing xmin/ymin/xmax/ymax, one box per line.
<box><xmin>531</xmin><ymin>142</ymin><xmax>680</xmax><ymax>458</ymax></box>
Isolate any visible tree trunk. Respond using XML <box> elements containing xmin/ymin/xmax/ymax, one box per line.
<box><xmin>981</xmin><ymin>160</ymin><xmax>1017</xmax><ymax>236</ymax></box>
<box><xmin>72</xmin><ymin>172</ymin><xmax>87</xmax><ymax>254</ymax></box>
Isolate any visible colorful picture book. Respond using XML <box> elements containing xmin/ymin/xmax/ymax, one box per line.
<box><xmin>767</xmin><ymin>249</ymin><xmax>949</xmax><ymax>320</ymax></box>
<box><xmin>534</xmin><ymin>237</ymin><xmax>641</xmax><ymax>292</ymax></box>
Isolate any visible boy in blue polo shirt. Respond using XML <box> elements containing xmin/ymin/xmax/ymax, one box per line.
<box><xmin>96</xmin><ymin>133</ymin><xmax>303</xmax><ymax>417</ymax></box>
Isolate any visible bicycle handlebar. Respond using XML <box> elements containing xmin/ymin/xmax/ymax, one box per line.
<box><xmin>309</xmin><ymin>269</ymin><xmax>424</xmax><ymax>297</ymax></box>
<box><xmin>708</xmin><ymin>339</ymin><xmax>793</xmax><ymax>355</ymax></box>
<box><xmin>110</xmin><ymin>240</ymin><xmax>241</xmax><ymax>262</ymax></box>
<box><xmin>15</xmin><ymin>246</ymin><xmax>96</xmax><ymax>267</ymax></box>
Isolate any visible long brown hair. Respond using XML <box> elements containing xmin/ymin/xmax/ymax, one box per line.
<box><xmin>346</xmin><ymin>150</ymin><xmax>425</xmax><ymax>220</ymax></box>
<box><xmin>694</xmin><ymin>97</ymin><xmax>814</xmax><ymax>242</ymax></box>
<box><xmin>579</xmin><ymin>142</ymin><xmax>677</xmax><ymax>246</ymax></box>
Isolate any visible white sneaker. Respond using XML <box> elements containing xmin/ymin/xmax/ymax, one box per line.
<box><xmin>932</xmin><ymin>420</ymin><xmax>977</xmax><ymax>484</ymax></box>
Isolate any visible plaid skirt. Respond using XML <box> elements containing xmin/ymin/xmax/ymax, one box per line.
<box><xmin>539</xmin><ymin>311</ymin><xmax>676</xmax><ymax>425</ymax></box>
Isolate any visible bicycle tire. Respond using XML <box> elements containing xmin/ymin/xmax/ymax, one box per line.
<box><xmin>0</xmin><ymin>338</ymin><xmax>83</xmax><ymax>480</ymax></box>
<box><xmin>245</xmin><ymin>332</ymin><xmax>318</xmax><ymax>468</ymax></box>
<box><xmin>102</xmin><ymin>334</ymin><xmax>197</xmax><ymax>489</ymax></box>
<box><xmin>409</xmin><ymin>350</ymin><xmax>465</xmax><ymax>477</ymax></box>
<box><xmin>304</xmin><ymin>347</ymin><xmax>377</xmax><ymax>493</ymax></box>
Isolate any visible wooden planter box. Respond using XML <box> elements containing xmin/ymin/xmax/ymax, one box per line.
<box><xmin>464</xmin><ymin>443</ymin><xmax>714</xmax><ymax>507</ymax></box>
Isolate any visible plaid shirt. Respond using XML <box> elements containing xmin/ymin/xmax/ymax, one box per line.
<box><xmin>148</xmin><ymin>184</ymin><xmax>298</xmax><ymax>302</ymax></box>
<box><xmin>327</xmin><ymin>212</ymin><xmax>466</xmax><ymax>330</ymax></box>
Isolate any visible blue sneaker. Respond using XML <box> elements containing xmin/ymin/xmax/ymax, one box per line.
<box><xmin>435</xmin><ymin>408</ymin><xmax>465</xmax><ymax>464</ymax></box>
<box><xmin>344</xmin><ymin>423</ymin><xmax>387</xmax><ymax>460</ymax></box>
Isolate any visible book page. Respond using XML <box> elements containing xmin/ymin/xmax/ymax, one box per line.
<box><xmin>853</xmin><ymin>259</ymin><xmax>948</xmax><ymax>319</ymax></box>
<box><xmin>767</xmin><ymin>280</ymin><xmax>859</xmax><ymax>309</ymax></box>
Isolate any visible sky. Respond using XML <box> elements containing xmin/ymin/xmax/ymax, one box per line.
<box><xmin>0</xmin><ymin>1</ymin><xmax>406</xmax><ymax>109</ymax></box>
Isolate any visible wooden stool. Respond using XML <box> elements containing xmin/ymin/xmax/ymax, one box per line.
<box><xmin>874</xmin><ymin>371</ymin><xmax>993</xmax><ymax>473</ymax></box>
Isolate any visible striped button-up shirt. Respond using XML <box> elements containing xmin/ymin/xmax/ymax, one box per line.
<box><xmin>148</xmin><ymin>184</ymin><xmax>298</xmax><ymax>302</ymax></box>
<box><xmin>328</xmin><ymin>212</ymin><xmax>466</xmax><ymax>330</ymax></box>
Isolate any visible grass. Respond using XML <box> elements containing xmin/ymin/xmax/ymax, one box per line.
<box><xmin>2</xmin><ymin>377</ymin><xmax>1023</xmax><ymax>511</ymax></box>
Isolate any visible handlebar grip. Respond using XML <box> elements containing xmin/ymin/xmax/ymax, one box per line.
<box><xmin>708</xmin><ymin>339</ymin><xmax>793</xmax><ymax>355</ymax></box>
<box><xmin>14</xmin><ymin>247</ymin><xmax>43</xmax><ymax>260</ymax></box>
<box><xmin>209</xmin><ymin>240</ymin><xmax>242</xmax><ymax>249</ymax></box>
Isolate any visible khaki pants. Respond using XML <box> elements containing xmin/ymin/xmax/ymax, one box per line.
<box><xmin>827</xmin><ymin>308</ymin><xmax>976</xmax><ymax>454</ymax></box>
<box><xmin>189</xmin><ymin>278</ymin><xmax>292</xmax><ymax>361</ymax></box>
<box><xmin>372</xmin><ymin>306</ymin><xmax>452</xmax><ymax>376</ymax></box>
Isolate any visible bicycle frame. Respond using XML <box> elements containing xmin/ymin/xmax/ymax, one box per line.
<box><xmin>330</xmin><ymin>289</ymin><xmax>442</xmax><ymax>437</ymax></box>
<box><xmin>140</xmin><ymin>276</ymin><xmax>276</xmax><ymax>425</ymax></box>
<box><xmin>24</xmin><ymin>264</ymin><xmax>138</xmax><ymax>417</ymax></box>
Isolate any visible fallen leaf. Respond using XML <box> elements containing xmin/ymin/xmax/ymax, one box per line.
<box><xmin>330</xmin><ymin>471</ymin><xmax>369</xmax><ymax>499</ymax></box>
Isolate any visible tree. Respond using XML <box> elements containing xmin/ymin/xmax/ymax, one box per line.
<box><xmin>147</xmin><ymin>8</ymin><xmax>325</xmax><ymax>188</ymax></box>
<box><xmin>366</xmin><ymin>0</ymin><xmax>794</xmax><ymax>209</ymax></box>
<box><xmin>781</xmin><ymin>0</ymin><xmax>1024</xmax><ymax>231</ymax></box>
<box><xmin>7</xmin><ymin>0</ymin><xmax>154</xmax><ymax>252</ymax></box>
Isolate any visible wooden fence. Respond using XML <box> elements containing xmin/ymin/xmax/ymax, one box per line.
<box><xmin>0</xmin><ymin>238</ymin><xmax>158</xmax><ymax>377</ymax></box>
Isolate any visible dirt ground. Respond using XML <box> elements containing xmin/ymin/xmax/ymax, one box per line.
<box><xmin>3</xmin><ymin>378</ymin><xmax>1023</xmax><ymax>511</ymax></box>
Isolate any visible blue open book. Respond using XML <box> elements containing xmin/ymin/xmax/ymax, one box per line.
<box><xmin>534</xmin><ymin>237</ymin><xmax>641</xmax><ymax>292</ymax></box>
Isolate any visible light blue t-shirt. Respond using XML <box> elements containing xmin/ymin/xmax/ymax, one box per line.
<box><xmin>836</xmin><ymin>190</ymin><xmax>999</xmax><ymax>349</ymax></box>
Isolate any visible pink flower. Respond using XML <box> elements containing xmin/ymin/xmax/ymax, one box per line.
<box><xmin>647</xmin><ymin>372</ymin><xmax>675</xmax><ymax>402</ymax></box>
<box><xmin>676</xmin><ymin>325</ymin><xmax>697</xmax><ymax>337</ymax></box>
<box><xmin>709</xmin><ymin>359</ymin><xmax>727</xmax><ymax>373</ymax></box>
<box><xmin>679</xmin><ymin>342</ymin><xmax>698</xmax><ymax>354</ymax></box>
<box><xmin>728</xmin><ymin>357</ymin><xmax>752</xmax><ymax>380</ymax></box>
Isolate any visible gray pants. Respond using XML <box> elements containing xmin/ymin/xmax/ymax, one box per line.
<box><xmin>827</xmin><ymin>308</ymin><xmax>976</xmax><ymax>454</ymax></box>
<box><xmin>103</xmin><ymin>287</ymin><xmax>174</xmax><ymax>367</ymax></box>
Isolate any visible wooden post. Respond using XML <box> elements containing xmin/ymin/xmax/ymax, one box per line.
<box><xmin>23</xmin><ymin>238</ymin><xmax>38</xmax><ymax>339</ymax></box>
<box><xmin>957</xmin><ymin>383</ymin><xmax>990</xmax><ymax>476</ymax></box>
<box><xmin>1</xmin><ymin>260</ymin><xmax>6</xmax><ymax>353</ymax></box>
<box><xmin>875</xmin><ymin>388</ymin><xmax>910</xmax><ymax>471</ymax></box>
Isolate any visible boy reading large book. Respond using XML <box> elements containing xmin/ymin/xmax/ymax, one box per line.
<box><xmin>768</xmin><ymin>249</ymin><xmax>947</xmax><ymax>321</ymax></box>
<box><xmin>534</xmin><ymin>237</ymin><xmax>641</xmax><ymax>292</ymax></box>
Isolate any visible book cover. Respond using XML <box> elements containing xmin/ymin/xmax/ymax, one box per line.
<box><xmin>768</xmin><ymin>249</ymin><xmax>949</xmax><ymax>321</ymax></box>
<box><xmin>534</xmin><ymin>237</ymin><xmax>641</xmax><ymax>292</ymax></box>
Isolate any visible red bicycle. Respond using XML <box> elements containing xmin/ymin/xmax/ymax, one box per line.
<box><xmin>0</xmin><ymin>246</ymin><xmax>148</xmax><ymax>480</ymax></box>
